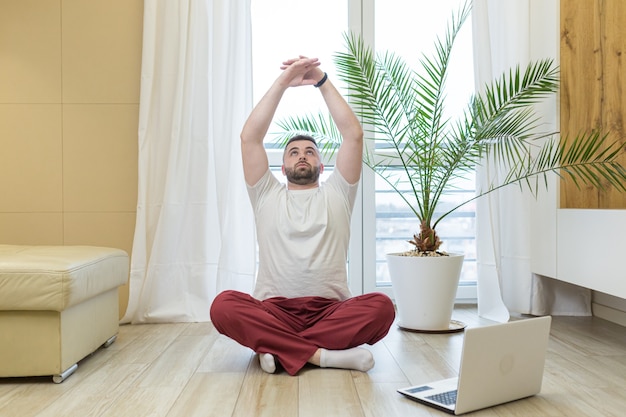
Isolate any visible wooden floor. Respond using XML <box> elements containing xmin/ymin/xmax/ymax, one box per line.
<box><xmin>1</xmin><ymin>305</ymin><xmax>626</xmax><ymax>417</ymax></box>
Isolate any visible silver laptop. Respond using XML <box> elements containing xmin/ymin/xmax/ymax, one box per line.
<box><xmin>398</xmin><ymin>315</ymin><xmax>552</xmax><ymax>415</ymax></box>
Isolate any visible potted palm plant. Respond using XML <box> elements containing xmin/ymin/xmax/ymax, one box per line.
<box><xmin>276</xmin><ymin>2</ymin><xmax>626</xmax><ymax>330</ymax></box>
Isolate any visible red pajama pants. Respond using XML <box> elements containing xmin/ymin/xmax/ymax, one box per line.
<box><xmin>209</xmin><ymin>290</ymin><xmax>396</xmax><ymax>375</ymax></box>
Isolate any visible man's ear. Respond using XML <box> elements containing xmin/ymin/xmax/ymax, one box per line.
<box><xmin>281</xmin><ymin>165</ymin><xmax>286</xmax><ymax>176</ymax></box>
<box><xmin>320</xmin><ymin>163</ymin><xmax>324</xmax><ymax>173</ymax></box>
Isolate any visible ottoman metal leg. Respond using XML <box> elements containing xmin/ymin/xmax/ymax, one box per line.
<box><xmin>103</xmin><ymin>334</ymin><xmax>117</xmax><ymax>348</ymax></box>
<box><xmin>52</xmin><ymin>363</ymin><xmax>78</xmax><ymax>384</ymax></box>
<box><xmin>50</xmin><ymin>334</ymin><xmax>116</xmax><ymax>383</ymax></box>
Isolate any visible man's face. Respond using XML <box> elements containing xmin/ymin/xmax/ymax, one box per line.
<box><xmin>282</xmin><ymin>140</ymin><xmax>324</xmax><ymax>186</ymax></box>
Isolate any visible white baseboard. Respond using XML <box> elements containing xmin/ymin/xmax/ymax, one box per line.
<box><xmin>592</xmin><ymin>302</ymin><xmax>626</xmax><ymax>327</ymax></box>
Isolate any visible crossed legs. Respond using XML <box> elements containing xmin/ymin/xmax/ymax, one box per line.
<box><xmin>209</xmin><ymin>290</ymin><xmax>395</xmax><ymax>375</ymax></box>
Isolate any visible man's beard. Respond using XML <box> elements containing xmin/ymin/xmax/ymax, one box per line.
<box><xmin>284</xmin><ymin>163</ymin><xmax>321</xmax><ymax>185</ymax></box>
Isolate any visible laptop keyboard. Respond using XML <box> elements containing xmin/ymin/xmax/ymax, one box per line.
<box><xmin>426</xmin><ymin>390</ymin><xmax>458</xmax><ymax>406</ymax></box>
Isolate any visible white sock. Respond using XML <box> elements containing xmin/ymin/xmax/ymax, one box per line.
<box><xmin>319</xmin><ymin>347</ymin><xmax>374</xmax><ymax>372</ymax></box>
<box><xmin>259</xmin><ymin>353</ymin><xmax>276</xmax><ymax>374</ymax></box>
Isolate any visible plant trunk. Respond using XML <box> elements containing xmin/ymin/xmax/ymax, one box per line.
<box><xmin>408</xmin><ymin>220</ymin><xmax>443</xmax><ymax>252</ymax></box>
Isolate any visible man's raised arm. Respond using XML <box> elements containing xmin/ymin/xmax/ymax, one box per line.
<box><xmin>316</xmin><ymin>74</ymin><xmax>363</xmax><ymax>185</ymax></box>
<box><xmin>240</xmin><ymin>57</ymin><xmax>321</xmax><ymax>186</ymax></box>
<box><xmin>286</xmin><ymin>57</ymin><xmax>363</xmax><ymax>185</ymax></box>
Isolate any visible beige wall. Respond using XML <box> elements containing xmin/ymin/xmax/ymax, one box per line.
<box><xmin>0</xmin><ymin>0</ymin><xmax>144</xmax><ymax>318</ymax></box>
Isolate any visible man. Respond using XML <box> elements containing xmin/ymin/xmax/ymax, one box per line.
<box><xmin>210</xmin><ymin>56</ymin><xmax>395</xmax><ymax>376</ymax></box>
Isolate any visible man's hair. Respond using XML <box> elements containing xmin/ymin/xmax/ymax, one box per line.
<box><xmin>285</xmin><ymin>134</ymin><xmax>318</xmax><ymax>149</ymax></box>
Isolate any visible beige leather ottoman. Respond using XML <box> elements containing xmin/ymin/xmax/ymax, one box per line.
<box><xmin>0</xmin><ymin>245</ymin><xmax>129</xmax><ymax>383</ymax></box>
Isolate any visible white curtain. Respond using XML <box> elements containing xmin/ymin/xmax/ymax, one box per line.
<box><xmin>122</xmin><ymin>0</ymin><xmax>256</xmax><ymax>324</ymax></box>
<box><xmin>472</xmin><ymin>0</ymin><xmax>591</xmax><ymax>321</ymax></box>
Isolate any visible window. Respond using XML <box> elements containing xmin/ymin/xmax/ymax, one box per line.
<box><xmin>251</xmin><ymin>0</ymin><xmax>476</xmax><ymax>300</ymax></box>
<box><xmin>250</xmin><ymin>0</ymin><xmax>348</xmax><ymax>148</ymax></box>
<box><xmin>374</xmin><ymin>171</ymin><xmax>477</xmax><ymax>285</ymax></box>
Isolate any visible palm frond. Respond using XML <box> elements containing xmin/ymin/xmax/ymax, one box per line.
<box><xmin>274</xmin><ymin>113</ymin><xmax>342</xmax><ymax>157</ymax></box>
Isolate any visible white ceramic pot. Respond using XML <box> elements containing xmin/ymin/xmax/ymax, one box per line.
<box><xmin>386</xmin><ymin>252</ymin><xmax>464</xmax><ymax>331</ymax></box>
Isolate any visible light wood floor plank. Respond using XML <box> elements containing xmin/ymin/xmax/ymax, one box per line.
<box><xmin>33</xmin><ymin>363</ymin><xmax>148</xmax><ymax>417</ymax></box>
<box><xmin>0</xmin><ymin>380</ymin><xmax>71</xmax><ymax>417</ymax></box>
<box><xmin>111</xmin><ymin>323</ymin><xmax>189</xmax><ymax>366</ymax></box>
<box><xmin>107</xmin><ymin>386</ymin><xmax>183</xmax><ymax>417</ymax></box>
<box><xmin>2</xmin><ymin>305</ymin><xmax>626</xmax><ymax>416</ymax></box>
<box><xmin>135</xmin><ymin>334</ymin><xmax>215</xmax><ymax>388</ymax></box>
<box><xmin>165</xmin><ymin>373</ymin><xmax>245</xmax><ymax>417</ymax></box>
<box><xmin>298</xmin><ymin>369</ymin><xmax>364</xmax><ymax>417</ymax></box>
<box><xmin>233</xmin><ymin>365</ymin><xmax>298</xmax><ymax>417</ymax></box>
<box><xmin>355</xmin><ymin>382</ymin><xmax>435</xmax><ymax>417</ymax></box>
<box><xmin>197</xmin><ymin>334</ymin><xmax>253</xmax><ymax>374</ymax></box>
<box><xmin>352</xmin><ymin>342</ymin><xmax>407</xmax><ymax>384</ymax></box>
<box><xmin>389</xmin><ymin>338</ymin><xmax>457</xmax><ymax>385</ymax></box>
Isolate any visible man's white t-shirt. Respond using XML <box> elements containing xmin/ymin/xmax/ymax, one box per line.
<box><xmin>247</xmin><ymin>169</ymin><xmax>359</xmax><ymax>301</ymax></box>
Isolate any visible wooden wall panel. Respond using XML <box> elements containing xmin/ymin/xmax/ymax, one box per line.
<box><xmin>600</xmin><ymin>0</ymin><xmax>626</xmax><ymax>207</ymax></box>
<box><xmin>560</xmin><ymin>0</ymin><xmax>626</xmax><ymax>208</ymax></box>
